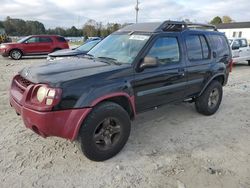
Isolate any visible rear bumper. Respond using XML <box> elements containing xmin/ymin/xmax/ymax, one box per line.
<box><xmin>10</xmin><ymin>96</ymin><xmax>91</xmax><ymax>141</ymax></box>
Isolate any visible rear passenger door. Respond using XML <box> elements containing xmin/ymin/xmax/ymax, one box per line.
<box><xmin>38</xmin><ymin>37</ymin><xmax>53</xmax><ymax>53</ymax></box>
<box><xmin>133</xmin><ymin>34</ymin><xmax>187</xmax><ymax>112</ymax></box>
<box><xmin>184</xmin><ymin>33</ymin><xmax>212</xmax><ymax>97</ymax></box>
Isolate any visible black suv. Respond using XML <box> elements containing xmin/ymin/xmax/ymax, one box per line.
<box><xmin>10</xmin><ymin>21</ymin><xmax>232</xmax><ymax>161</ymax></box>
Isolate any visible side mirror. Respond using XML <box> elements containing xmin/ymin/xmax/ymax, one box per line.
<box><xmin>139</xmin><ymin>56</ymin><xmax>158</xmax><ymax>70</ymax></box>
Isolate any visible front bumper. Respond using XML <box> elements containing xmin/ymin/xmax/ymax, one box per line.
<box><xmin>10</xmin><ymin>96</ymin><xmax>91</xmax><ymax>141</ymax></box>
<box><xmin>0</xmin><ymin>48</ymin><xmax>8</xmax><ymax>57</ymax></box>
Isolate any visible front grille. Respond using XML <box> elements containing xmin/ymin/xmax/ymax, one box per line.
<box><xmin>12</xmin><ymin>75</ymin><xmax>33</xmax><ymax>95</ymax></box>
<box><xmin>17</xmin><ymin>75</ymin><xmax>32</xmax><ymax>88</ymax></box>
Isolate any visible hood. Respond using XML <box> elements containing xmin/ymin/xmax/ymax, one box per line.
<box><xmin>2</xmin><ymin>42</ymin><xmax>18</xmax><ymax>46</ymax></box>
<box><xmin>48</xmin><ymin>49</ymin><xmax>85</xmax><ymax>57</ymax></box>
<box><xmin>20</xmin><ymin>58</ymin><xmax>125</xmax><ymax>85</ymax></box>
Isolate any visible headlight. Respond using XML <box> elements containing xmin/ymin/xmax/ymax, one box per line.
<box><xmin>36</xmin><ymin>86</ymin><xmax>47</xmax><ymax>102</ymax></box>
<box><xmin>0</xmin><ymin>44</ymin><xmax>6</xmax><ymax>49</ymax></box>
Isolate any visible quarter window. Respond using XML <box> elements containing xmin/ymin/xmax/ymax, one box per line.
<box><xmin>210</xmin><ymin>35</ymin><xmax>230</xmax><ymax>57</ymax></box>
<box><xmin>57</xmin><ymin>37</ymin><xmax>67</xmax><ymax>42</ymax></box>
<box><xmin>185</xmin><ymin>35</ymin><xmax>209</xmax><ymax>61</ymax></box>
<box><xmin>240</xmin><ymin>39</ymin><xmax>247</xmax><ymax>47</ymax></box>
<box><xmin>147</xmin><ymin>37</ymin><xmax>180</xmax><ymax>65</ymax></box>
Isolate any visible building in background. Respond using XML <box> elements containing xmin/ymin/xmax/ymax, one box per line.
<box><xmin>216</xmin><ymin>22</ymin><xmax>250</xmax><ymax>41</ymax></box>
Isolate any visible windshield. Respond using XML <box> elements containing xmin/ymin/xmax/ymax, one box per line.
<box><xmin>77</xmin><ymin>40</ymin><xmax>100</xmax><ymax>52</ymax></box>
<box><xmin>87</xmin><ymin>34</ymin><xmax>150</xmax><ymax>64</ymax></box>
<box><xmin>17</xmin><ymin>36</ymin><xmax>30</xmax><ymax>43</ymax></box>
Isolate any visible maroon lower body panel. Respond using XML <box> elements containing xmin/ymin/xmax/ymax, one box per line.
<box><xmin>10</xmin><ymin>96</ymin><xmax>91</xmax><ymax>141</ymax></box>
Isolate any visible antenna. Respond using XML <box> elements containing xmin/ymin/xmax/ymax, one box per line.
<box><xmin>135</xmin><ymin>0</ymin><xmax>139</xmax><ymax>23</ymax></box>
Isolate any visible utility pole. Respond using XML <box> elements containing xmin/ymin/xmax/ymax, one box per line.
<box><xmin>135</xmin><ymin>0</ymin><xmax>139</xmax><ymax>23</ymax></box>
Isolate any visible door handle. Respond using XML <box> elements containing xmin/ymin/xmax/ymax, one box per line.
<box><xmin>178</xmin><ymin>68</ymin><xmax>185</xmax><ymax>77</ymax></box>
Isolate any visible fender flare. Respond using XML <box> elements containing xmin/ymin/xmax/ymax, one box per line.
<box><xmin>71</xmin><ymin>92</ymin><xmax>136</xmax><ymax>141</ymax></box>
<box><xmin>198</xmin><ymin>73</ymin><xmax>225</xmax><ymax>97</ymax></box>
<box><xmin>89</xmin><ymin>92</ymin><xmax>136</xmax><ymax>116</ymax></box>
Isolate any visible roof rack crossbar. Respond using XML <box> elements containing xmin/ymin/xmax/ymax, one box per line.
<box><xmin>157</xmin><ymin>21</ymin><xmax>217</xmax><ymax>32</ymax></box>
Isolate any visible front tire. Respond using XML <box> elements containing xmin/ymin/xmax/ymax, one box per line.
<box><xmin>248</xmin><ymin>60</ymin><xmax>250</xmax><ymax>66</ymax></box>
<box><xmin>10</xmin><ymin>49</ymin><xmax>22</xmax><ymax>60</ymax></box>
<box><xmin>78</xmin><ymin>102</ymin><xmax>131</xmax><ymax>161</ymax></box>
<box><xmin>195</xmin><ymin>81</ymin><xmax>223</xmax><ymax>116</ymax></box>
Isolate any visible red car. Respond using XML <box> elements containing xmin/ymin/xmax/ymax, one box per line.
<box><xmin>0</xmin><ymin>35</ymin><xmax>69</xmax><ymax>60</ymax></box>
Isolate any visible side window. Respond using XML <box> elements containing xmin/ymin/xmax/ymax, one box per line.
<box><xmin>240</xmin><ymin>39</ymin><xmax>247</xmax><ymax>48</ymax></box>
<box><xmin>26</xmin><ymin>37</ymin><xmax>39</xmax><ymax>43</ymax></box>
<box><xmin>39</xmin><ymin>37</ymin><xmax>52</xmax><ymax>43</ymax></box>
<box><xmin>147</xmin><ymin>37</ymin><xmax>180</xmax><ymax>65</ymax></box>
<box><xmin>185</xmin><ymin>35</ymin><xmax>210</xmax><ymax>61</ymax></box>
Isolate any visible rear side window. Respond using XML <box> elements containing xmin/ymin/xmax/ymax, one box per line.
<box><xmin>39</xmin><ymin>37</ymin><xmax>52</xmax><ymax>43</ymax></box>
<box><xmin>210</xmin><ymin>35</ymin><xmax>230</xmax><ymax>57</ymax></box>
<box><xmin>185</xmin><ymin>35</ymin><xmax>210</xmax><ymax>61</ymax></box>
<box><xmin>57</xmin><ymin>37</ymin><xmax>67</xmax><ymax>42</ymax></box>
<box><xmin>240</xmin><ymin>39</ymin><xmax>247</xmax><ymax>47</ymax></box>
<box><xmin>147</xmin><ymin>37</ymin><xmax>180</xmax><ymax>65</ymax></box>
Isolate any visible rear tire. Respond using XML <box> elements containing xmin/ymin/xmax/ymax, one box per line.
<box><xmin>78</xmin><ymin>102</ymin><xmax>131</xmax><ymax>161</ymax></box>
<box><xmin>52</xmin><ymin>48</ymin><xmax>61</xmax><ymax>52</ymax></box>
<box><xmin>248</xmin><ymin>60</ymin><xmax>250</xmax><ymax>66</ymax></box>
<box><xmin>195</xmin><ymin>81</ymin><xmax>223</xmax><ymax>116</ymax></box>
<box><xmin>10</xmin><ymin>49</ymin><xmax>22</xmax><ymax>60</ymax></box>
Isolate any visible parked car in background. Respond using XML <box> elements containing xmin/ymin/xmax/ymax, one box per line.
<box><xmin>85</xmin><ymin>37</ymin><xmax>102</xmax><ymax>43</ymax></box>
<box><xmin>0</xmin><ymin>35</ymin><xmax>69</xmax><ymax>60</ymax></box>
<box><xmin>229</xmin><ymin>38</ymin><xmax>250</xmax><ymax>65</ymax></box>
<box><xmin>47</xmin><ymin>39</ymin><xmax>101</xmax><ymax>61</ymax></box>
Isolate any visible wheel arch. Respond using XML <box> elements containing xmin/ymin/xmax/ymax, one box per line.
<box><xmin>71</xmin><ymin>92</ymin><xmax>136</xmax><ymax>141</ymax></box>
<box><xmin>52</xmin><ymin>48</ymin><xmax>62</xmax><ymax>52</ymax></box>
<box><xmin>90</xmin><ymin>92</ymin><xmax>136</xmax><ymax>119</ymax></box>
<box><xmin>9</xmin><ymin>48</ymin><xmax>23</xmax><ymax>56</ymax></box>
<box><xmin>199</xmin><ymin>74</ymin><xmax>225</xmax><ymax>97</ymax></box>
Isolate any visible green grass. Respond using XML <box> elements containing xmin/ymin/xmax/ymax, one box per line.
<box><xmin>68</xmin><ymin>41</ymin><xmax>84</xmax><ymax>47</ymax></box>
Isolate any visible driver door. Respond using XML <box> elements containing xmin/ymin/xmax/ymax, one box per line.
<box><xmin>22</xmin><ymin>37</ymin><xmax>41</xmax><ymax>54</ymax></box>
<box><xmin>132</xmin><ymin>34</ymin><xmax>187</xmax><ymax>112</ymax></box>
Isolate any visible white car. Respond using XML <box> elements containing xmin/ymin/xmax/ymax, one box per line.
<box><xmin>228</xmin><ymin>38</ymin><xmax>250</xmax><ymax>65</ymax></box>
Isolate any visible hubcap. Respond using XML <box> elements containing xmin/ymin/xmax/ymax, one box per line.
<box><xmin>12</xmin><ymin>51</ymin><xmax>21</xmax><ymax>59</ymax></box>
<box><xmin>208</xmin><ymin>88</ymin><xmax>219</xmax><ymax>108</ymax></box>
<box><xmin>94</xmin><ymin>118</ymin><xmax>121</xmax><ymax>150</ymax></box>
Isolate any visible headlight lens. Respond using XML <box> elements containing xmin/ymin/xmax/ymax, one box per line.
<box><xmin>0</xmin><ymin>44</ymin><xmax>6</xmax><ymax>49</ymax></box>
<box><xmin>36</xmin><ymin>86</ymin><xmax>47</xmax><ymax>102</ymax></box>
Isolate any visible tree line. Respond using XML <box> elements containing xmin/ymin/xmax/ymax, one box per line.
<box><xmin>210</xmin><ymin>16</ymin><xmax>234</xmax><ymax>25</ymax></box>
<box><xmin>0</xmin><ymin>16</ymin><xmax>235</xmax><ymax>37</ymax></box>
<box><xmin>0</xmin><ymin>17</ymin><xmax>124</xmax><ymax>37</ymax></box>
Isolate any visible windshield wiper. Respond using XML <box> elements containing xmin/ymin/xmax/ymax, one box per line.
<box><xmin>97</xmin><ymin>56</ymin><xmax>121</xmax><ymax>65</ymax></box>
<box><xmin>84</xmin><ymin>54</ymin><xmax>94</xmax><ymax>59</ymax></box>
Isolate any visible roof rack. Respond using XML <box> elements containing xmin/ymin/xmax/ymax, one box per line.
<box><xmin>157</xmin><ymin>21</ymin><xmax>218</xmax><ymax>32</ymax></box>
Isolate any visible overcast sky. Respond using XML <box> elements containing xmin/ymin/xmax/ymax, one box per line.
<box><xmin>1</xmin><ymin>0</ymin><xmax>250</xmax><ymax>28</ymax></box>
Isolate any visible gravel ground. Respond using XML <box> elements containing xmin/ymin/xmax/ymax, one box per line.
<box><xmin>0</xmin><ymin>56</ymin><xmax>249</xmax><ymax>188</ymax></box>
